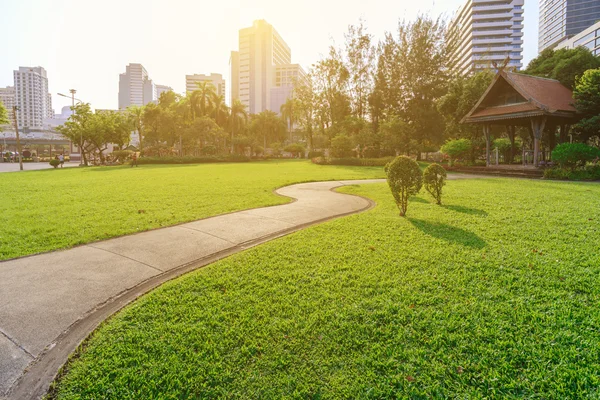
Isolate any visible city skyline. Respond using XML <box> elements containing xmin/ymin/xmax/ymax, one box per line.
<box><xmin>0</xmin><ymin>0</ymin><xmax>540</xmax><ymax>112</ymax></box>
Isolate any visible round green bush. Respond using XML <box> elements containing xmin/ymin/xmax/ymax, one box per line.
<box><xmin>440</xmin><ymin>139</ymin><xmax>471</xmax><ymax>166</ymax></box>
<box><xmin>385</xmin><ymin>156</ymin><xmax>423</xmax><ymax>216</ymax></box>
<box><xmin>423</xmin><ymin>163</ymin><xmax>447</xmax><ymax>205</ymax></box>
<box><xmin>49</xmin><ymin>159</ymin><xmax>60</xmax><ymax>168</ymax></box>
<box><xmin>552</xmin><ymin>143</ymin><xmax>600</xmax><ymax>168</ymax></box>
<box><xmin>330</xmin><ymin>135</ymin><xmax>354</xmax><ymax>158</ymax></box>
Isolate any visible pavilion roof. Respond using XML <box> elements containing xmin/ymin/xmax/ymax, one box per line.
<box><xmin>462</xmin><ymin>71</ymin><xmax>579</xmax><ymax>124</ymax></box>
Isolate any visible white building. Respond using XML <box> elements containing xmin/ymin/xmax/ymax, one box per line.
<box><xmin>0</xmin><ymin>86</ymin><xmax>15</xmax><ymax>125</ymax></box>
<box><xmin>13</xmin><ymin>67</ymin><xmax>53</xmax><ymax>131</ymax></box>
<box><xmin>269</xmin><ymin>64</ymin><xmax>307</xmax><ymax>114</ymax></box>
<box><xmin>555</xmin><ymin>20</ymin><xmax>600</xmax><ymax>56</ymax></box>
<box><xmin>118</xmin><ymin>63</ymin><xmax>157</xmax><ymax>110</ymax></box>
<box><xmin>156</xmin><ymin>84</ymin><xmax>173</xmax><ymax>99</ymax></box>
<box><xmin>448</xmin><ymin>0</ymin><xmax>524</xmax><ymax>76</ymax></box>
<box><xmin>185</xmin><ymin>73</ymin><xmax>226</xmax><ymax>98</ymax></box>
<box><xmin>235</xmin><ymin>20</ymin><xmax>292</xmax><ymax>114</ymax></box>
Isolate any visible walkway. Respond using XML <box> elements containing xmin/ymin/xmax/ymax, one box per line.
<box><xmin>0</xmin><ymin>162</ymin><xmax>78</xmax><ymax>173</ymax></box>
<box><xmin>0</xmin><ymin>175</ymin><xmax>480</xmax><ymax>399</ymax></box>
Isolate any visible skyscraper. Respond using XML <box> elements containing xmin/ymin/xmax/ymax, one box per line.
<box><xmin>229</xmin><ymin>51</ymin><xmax>239</xmax><ymax>106</ymax></box>
<box><xmin>13</xmin><ymin>67</ymin><xmax>53</xmax><ymax>130</ymax></box>
<box><xmin>539</xmin><ymin>0</ymin><xmax>600</xmax><ymax>52</ymax></box>
<box><xmin>185</xmin><ymin>73</ymin><xmax>226</xmax><ymax>98</ymax></box>
<box><xmin>118</xmin><ymin>63</ymin><xmax>156</xmax><ymax>110</ymax></box>
<box><xmin>448</xmin><ymin>0</ymin><xmax>524</xmax><ymax>76</ymax></box>
<box><xmin>0</xmin><ymin>86</ymin><xmax>15</xmax><ymax>125</ymax></box>
<box><xmin>236</xmin><ymin>20</ymin><xmax>292</xmax><ymax>114</ymax></box>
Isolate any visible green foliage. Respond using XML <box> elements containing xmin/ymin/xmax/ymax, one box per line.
<box><xmin>330</xmin><ymin>135</ymin><xmax>354</xmax><ymax>158</ymax></box>
<box><xmin>49</xmin><ymin>180</ymin><xmax>600</xmax><ymax>398</ymax></box>
<box><xmin>49</xmin><ymin>159</ymin><xmax>60</xmax><ymax>168</ymax></box>
<box><xmin>423</xmin><ymin>163</ymin><xmax>447</xmax><ymax>205</ymax></box>
<box><xmin>551</xmin><ymin>143</ymin><xmax>600</xmax><ymax>168</ymax></box>
<box><xmin>283</xmin><ymin>143</ymin><xmax>306</xmax><ymax>157</ymax></box>
<box><xmin>312</xmin><ymin>156</ymin><xmax>395</xmax><ymax>166</ymax></box>
<box><xmin>200</xmin><ymin>145</ymin><xmax>217</xmax><ymax>156</ymax></box>
<box><xmin>307</xmin><ymin>150</ymin><xmax>324</xmax><ymax>159</ymax></box>
<box><xmin>0</xmin><ymin>100</ymin><xmax>9</xmax><ymax>127</ymax></box>
<box><xmin>111</xmin><ymin>150</ymin><xmax>133</xmax><ymax>162</ymax></box>
<box><xmin>385</xmin><ymin>156</ymin><xmax>423</xmax><ymax>216</ymax></box>
<box><xmin>136</xmin><ymin>155</ymin><xmax>250</xmax><ymax>165</ymax></box>
<box><xmin>573</xmin><ymin>68</ymin><xmax>600</xmax><ymax>141</ymax></box>
<box><xmin>523</xmin><ymin>47</ymin><xmax>600</xmax><ymax>89</ymax></box>
<box><xmin>543</xmin><ymin>164</ymin><xmax>600</xmax><ymax>180</ymax></box>
<box><xmin>0</xmin><ymin>161</ymin><xmax>386</xmax><ymax>260</ymax></box>
<box><xmin>493</xmin><ymin>138</ymin><xmax>511</xmax><ymax>152</ymax></box>
<box><xmin>440</xmin><ymin>139</ymin><xmax>472</xmax><ymax>166</ymax></box>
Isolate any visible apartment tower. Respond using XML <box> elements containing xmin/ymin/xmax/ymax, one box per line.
<box><xmin>118</xmin><ymin>63</ymin><xmax>157</xmax><ymax>110</ymax></box>
<box><xmin>539</xmin><ymin>0</ymin><xmax>600</xmax><ymax>52</ymax></box>
<box><xmin>13</xmin><ymin>67</ymin><xmax>53</xmax><ymax>130</ymax></box>
<box><xmin>236</xmin><ymin>20</ymin><xmax>291</xmax><ymax>114</ymax></box>
<box><xmin>448</xmin><ymin>0</ymin><xmax>524</xmax><ymax>76</ymax></box>
<box><xmin>0</xmin><ymin>86</ymin><xmax>15</xmax><ymax>125</ymax></box>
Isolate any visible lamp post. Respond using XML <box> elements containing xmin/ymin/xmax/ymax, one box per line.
<box><xmin>58</xmin><ymin>90</ymin><xmax>83</xmax><ymax>165</ymax></box>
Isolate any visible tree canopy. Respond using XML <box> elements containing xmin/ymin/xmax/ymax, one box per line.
<box><xmin>523</xmin><ymin>47</ymin><xmax>600</xmax><ymax>89</ymax></box>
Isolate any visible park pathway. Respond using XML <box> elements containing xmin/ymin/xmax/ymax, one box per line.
<box><xmin>0</xmin><ymin>176</ymin><xmax>480</xmax><ymax>399</ymax></box>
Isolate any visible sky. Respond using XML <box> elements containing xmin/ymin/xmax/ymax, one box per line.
<box><xmin>0</xmin><ymin>0</ymin><xmax>539</xmax><ymax>112</ymax></box>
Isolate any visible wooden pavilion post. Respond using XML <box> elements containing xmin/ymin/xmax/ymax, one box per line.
<box><xmin>530</xmin><ymin>116</ymin><xmax>546</xmax><ymax>168</ymax></box>
<box><xmin>483</xmin><ymin>125</ymin><xmax>492</xmax><ymax>167</ymax></box>
<box><xmin>507</xmin><ymin>125</ymin><xmax>516</xmax><ymax>163</ymax></box>
<box><xmin>559</xmin><ymin>124</ymin><xmax>570</xmax><ymax>143</ymax></box>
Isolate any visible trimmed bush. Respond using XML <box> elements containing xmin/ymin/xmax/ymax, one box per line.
<box><xmin>543</xmin><ymin>164</ymin><xmax>600</xmax><ymax>181</ymax></box>
<box><xmin>136</xmin><ymin>155</ymin><xmax>250</xmax><ymax>165</ymax></box>
<box><xmin>552</xmin><ymin>143</ymin><xmax>600</xmax><ymax>168</ymax></box>
<box><xmin>312</xmin><ymin>157</ymin><xmax>394</xmax><ymax>167</ymax></box>
<box><xmin>385</xmin><ymin>156</ymin><xmax>423</xmax><ymax>216</ymax></box>
<box><xmin>440</xmin><ymin>139</ymin><xmax>472</xmax><ymax>166</ymax></box>
<box><xmin>423</xmin><ymin>163</ymin><xmax>447</xmax><ymax>205</ymax></box>
<box><xmin>49</xmin><ymin>159</ymin><xmax>60</xmax><ymax>168</ymax></box>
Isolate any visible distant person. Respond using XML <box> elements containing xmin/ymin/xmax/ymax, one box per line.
<box><xmin>131</xmin><ymin>152</ymin><xmax>138</xmax><ymax>167</ymax></box>
<box><xmin>59</xmin><ymin>153</ymin><xmax>64</xmax><ymax>168</ymax></box>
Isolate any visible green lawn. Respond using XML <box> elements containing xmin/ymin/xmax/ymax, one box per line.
<box><xmin>49</xmin><ymin>179</ymin><xmax>600</xmax><ymax>398</ymax></box>
<box><xmin>0</xmin><ymin>161</ymin><xmax>385</xmax><ymax>260</ymax></box>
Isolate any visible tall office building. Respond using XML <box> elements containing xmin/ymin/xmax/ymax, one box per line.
<box><xmin>229</xmin><ymin>51</ymin><xmax>240</xmax><ymax>106</ymax></box>
<box><xmin>270</xmin><ymin>64</ymin><xmax>307</xmax><ymax>114</ymax></box>
<box><xmin>0</xmin><ymin>86</ymin><xmax>15</xmax><ymax>124</ymax></box>
<box><xmin>448</xmin><ymin>0</ymin><xmax>524</xmax><ymax>76</ymax></box>
<box><xmin>539</xmin><ymin>0</ymin><xmax>600</xmax><ymax>52</ymax></box>
<box><xmin>118</xmin><ymin>63</ymin><xmax>157</xmax><ymax>110</ymax></box>
<box><xmin>237</xmin><ymin>20</ymin><xmax>291</xmax><ymax>114</ymax></box>
<box><xmin>13</xmin><ymin>67</ymin><xmax>53</xmax><ymax>130</ymax></box>
<box><xmin>185</xmin><ymin>73</ymin><xmax>226</xmax><ymax>98</ymax></box>
<box><xmin>555</xmin><ymin>20</ymin><xmax>600</xmax><ymax>55</ymax></box>
<box><xmin>156</xmin><ymin>84</ymin><xmax>173</xmax><ymax>98</ymax></box>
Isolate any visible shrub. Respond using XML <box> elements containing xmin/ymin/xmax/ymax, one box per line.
<box><xmin>308</xmin><ymin>151</ymin><xmax>323</xmax><ymax>159</ymax></box>
<box><xmin>200</xmin><ymin>145</ymin><xmax>217</xmax><ymax>156</ymax></box>
<box><xmin>544</xmin><ymin>164</ymin><xmax>600</xmax><ymax>180</ymax></box>
<box><xmin>423</xmin><ymin>163</ymin><xmax>447</xmax><ymax>205</ymax></box>
<box><xmin>440</xmin><ymin>139</ymin><xmax>471</xmax><ymax>166</ymax></box>
<box><xmin>385</xmin><ymin>156</ymin><xmax>423</xmax><ymax>216</ymax></box>
<box><xmin>112</xmin><ymin>150</ymin><xmax>133</xmax><ymax>162</ymax></box>
<box><xmin>552</xmin><ymin>143</ymin><xmax>600</xmax><ymax>168</ymax></box>
<box><xmin>284</xmin><ymin>143</ymin><xmax>306</xmax><ymax>158</ymax></box>
<box><xmin>330</xmin><ymin>135</ymin><xmax>354</xmax><ymax>158</ymax></box>
<box><xmin>362</xmin><ymin>146</ymin><xmax>380</xmax><ymax>158</ymax></box>
<box><xmin>49</xmin><ymin>159</ymin><xmax>60</xmax><ymax>168</ymax></box>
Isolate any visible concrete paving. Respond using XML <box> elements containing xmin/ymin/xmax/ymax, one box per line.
<box><xmin>0</xmin><ymin>175</ymin><xmax>483</xmax><ymax>399</ymax></box>
<box><xmin>0</xmin><ymin>162</ymin><xmax>78</xmax><ymax>173</ymax></box>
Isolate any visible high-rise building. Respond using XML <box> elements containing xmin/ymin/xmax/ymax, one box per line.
<box><xmin>539</xmin><ymin>0</ymin><xmax>600</xmax><ymax>52</ymax></box>
<box><xmin>185</xmin><ymin>73</ymin><xmax>226</xmax><ymax>98</ymax></box>
<box><xmin>270</xmin><ymin>64</ymin><xmax>307</xmax><ymax>114</ymax></box>
<box><xmin>555</xmin><ymin>20</ymin><xmax>600</xmax><ymax>55</ymax></box>
<box><xmin>118</xmin><ymin>63</ymin><xmax>156</xmax><ymax>110</ymax></box>
<box><xmin>448</xmin><ymin>0</ymin><xmax>524</xmax><ymax>76</ymax></box>
<box><xmin>237</xmin><ymin>20</ymin><xmax>291</xmax><ymax>114</ymax></box>
<box><xmin>156</xmin><ymin>84</ymin><xmax>173</xmax><ymax>99</ymax></box>
<box><xmin>0</xmin><ymin>86</ymin><xmax>15</xmax><ymax>125</ymax></box>
<box><xmin>229</xmin><ymin>51</ymin><xmax>240</xmax><ymax>106</ymax></box>
<box><xmin>13</xmin><ymin>66</ymin><xmax>53</xmax><ymax>130</ymax></box>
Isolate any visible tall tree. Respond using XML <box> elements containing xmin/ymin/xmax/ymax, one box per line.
<box><xmin>191</xmin><ymin>81</ymin><xmax>217</xmax><ymax>118</ymax></box>
<box><xmin>523</xmin><ymin>47</ymin><xmax>600</xmax><ymax>89</ymax></box>
<box><xmin>126</xmin><ymin>105</ymin><xmax>144</xmax><ymax>152</ymax></box>
<box><xmin>295</xmin><ymin>77</ymin><xmax>316</xmax><ymax>150</ymax></box>
<box><xmin>344</xmin><ymin>20</ymin><xmax>375</xmax><ymax>119</ymax></box>
<box><xmin>211</xmin><ymin>95</ymin><xmax>229</xmax><ymax>128</ymax></box>
<box><xmin>280</xmin><ymin>97</ymin><xmax>299</xmax><ymax>142</ymax></box>
<box><xmin>572</xmin><ymin>68</ymin><xmax>600</xmax><ymax>142</ymax></box>
<box><xmin>229</xmin><ymin>99</ymin><xmax>248</xmax><ymax>153</ymax></box>
<box><xmin>250</xmin><ymin>110</ymin><xmax>286</xmax><ymax>150</ymax></box>
<box><xmin>56</xmin><ymin>103</ymin><xmax>94</xmax><ymax>166</ymax></box>
<box><xmin>312</xmin><ymin>47</ymin><xmax>351</xmax><ymax>129</ymax></box>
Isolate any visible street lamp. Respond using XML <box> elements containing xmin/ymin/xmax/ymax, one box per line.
<box><xmin>57</xmin><ymin>90</ymin><xmax>83</xmax><ymax>165</ymax></box>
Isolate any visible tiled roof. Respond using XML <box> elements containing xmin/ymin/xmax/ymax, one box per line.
<box><xmin>469</xmin><ymin>103</ymin><xmax>538</xmax><ymax>118</ymax></box>
<box><xmin>504</xmin><ymin>72</ymin><xmax>577</xmax><ymax>112</ymax></box>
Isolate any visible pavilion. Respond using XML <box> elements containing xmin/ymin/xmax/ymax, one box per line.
<box><xmin>461</xmin><ymin>69</ymin><xmax>580</xmax><ymax>167</ymax></box>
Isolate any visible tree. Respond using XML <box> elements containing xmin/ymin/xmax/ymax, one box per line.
<box><xmin>280</xmin><ymin>97</ymin><xmax>299</xmax><ymax>142</ymax></box>
<box><xmin>423</xmin><ymin>163</ymin><xmax>447</xmax><ymax>205</ymax></box>
<box><xmin>330</xmin><ymin>135</ymin><xmax>354</xmax><ymax>157</ymax></box>
<box><xmin>385</xmin><ymin>156</ymin><xmax>423</xmax><ymax>217</ymax></box>
<box><xmin>211</xmin><ymin>95</ymin><xmax>229</xmax><ymax>128</ymax></box>
<box><xmin>126</xmin><ymin>105</ymin><xmax>144</xmax><ymax>152</ymax></box>
<box><xmin>249</xmin><ymin>110</ymin><xmax>286</xmax><ymax>150</ymax></box>
<box><xmin>572</xmin><ymin>68</ymin><xmax>600</xmax><ymax>141</ymax></box>
<box><xmin>191</xmin><ymin>81</ymin><xmax>216</xmax><ymax>118</ymax></box>
<box><xmin>56</xmin><ymin>103</ymin><xmax>94</xmax><ymax>166</ymax></box>
<box><xmin>295</xmin><ymin>77</ymin><xmax>316</xmax><ymax>150</ymax></box>
<box><xmin>0</xmin><ymin>101</ymin><xmax>8</xmax><ymax>127</ymax></box>
<box><xmin>229</xmin><ymin>99</ymin><xmax>248</xmax><ymax>153</ymax></box>
<box><xmin>524</xmin><ymin>47</ymin><xmax>600</xmax><ymax>89</ymax></box>
<box><xmin>379</xmin><ymin>117</ymin><xmax>412</xmax><ymax>155</ymax></box>
<box><xmin>344</xmin><ymin>20</ymin><xmax>375</xmax><ymax>119</ymax></box>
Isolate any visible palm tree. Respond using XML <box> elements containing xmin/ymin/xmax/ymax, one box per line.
<box><xmin>126</xmin><ymin>105</ymin><xmax>145</xmax><ymax>152</ymax></box>
<box><xmin>280</xmin><ymin>98</ymin><xmax>297</xmax><ymax>142</ymax></box>
<box><xmin>191</xmin><ymin>81</ymin><xmax>217</xmax><ymax>118</ymax></box>
<box><xmin>229</xmin><ymin>99</ymin><xmax>248</xmax><ymax>153</ymax></box>
<box><xmin>211</xmin><ymin>95</ymin><xmax>229</xmax><ymax>128</ymax></box>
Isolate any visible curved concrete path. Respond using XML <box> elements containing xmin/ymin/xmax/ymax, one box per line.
<box><xmin>0</xmin><ymin>175</ymin><xmax>481</xmax><ymax>399</ymax></box>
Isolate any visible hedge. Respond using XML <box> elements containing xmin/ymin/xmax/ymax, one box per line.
<box><xmin>137</xmin><ymin>155</ymin><xmax>251</xmax><ymax>165</ymax></box>
<box><xmin>543</xmin><ymin>164</ymin><xmax>600</xmax><ymax>181</ymax></box>
<box><xmin>312</xmin><ymin>156</ymin><xmax>395</xmax><ymax>167</ymax></box>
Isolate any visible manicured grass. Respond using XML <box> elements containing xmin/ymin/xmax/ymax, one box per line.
<box><xmin>0</xmin><ymin>161</ymin><xmax>385</xmax><ymax>260</ymax></box>
<box><xmin>50</xmin><ymin>179</ymin><xmax>600</xmax><ymax>398</ymax></box>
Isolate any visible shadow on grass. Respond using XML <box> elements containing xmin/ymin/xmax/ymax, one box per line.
<box><xmin>443</xmin><ymin>204</ymin><xmax>488</xmax><ymax>216</ymax></box>
<box><xmin>409</xmin><ymin>218</ymin><xmax>486</xmax><ymax>249</ymax></box>
<box><xmin>410</xmin><ymin>196</ymin><xmax>430</xmax><ymax>204</ymax></box>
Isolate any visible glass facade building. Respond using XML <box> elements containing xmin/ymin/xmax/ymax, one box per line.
<box><xmin>539</xmin><ymin>0</ymin><xmax>600</xmax><ymax>52</ymax></box>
